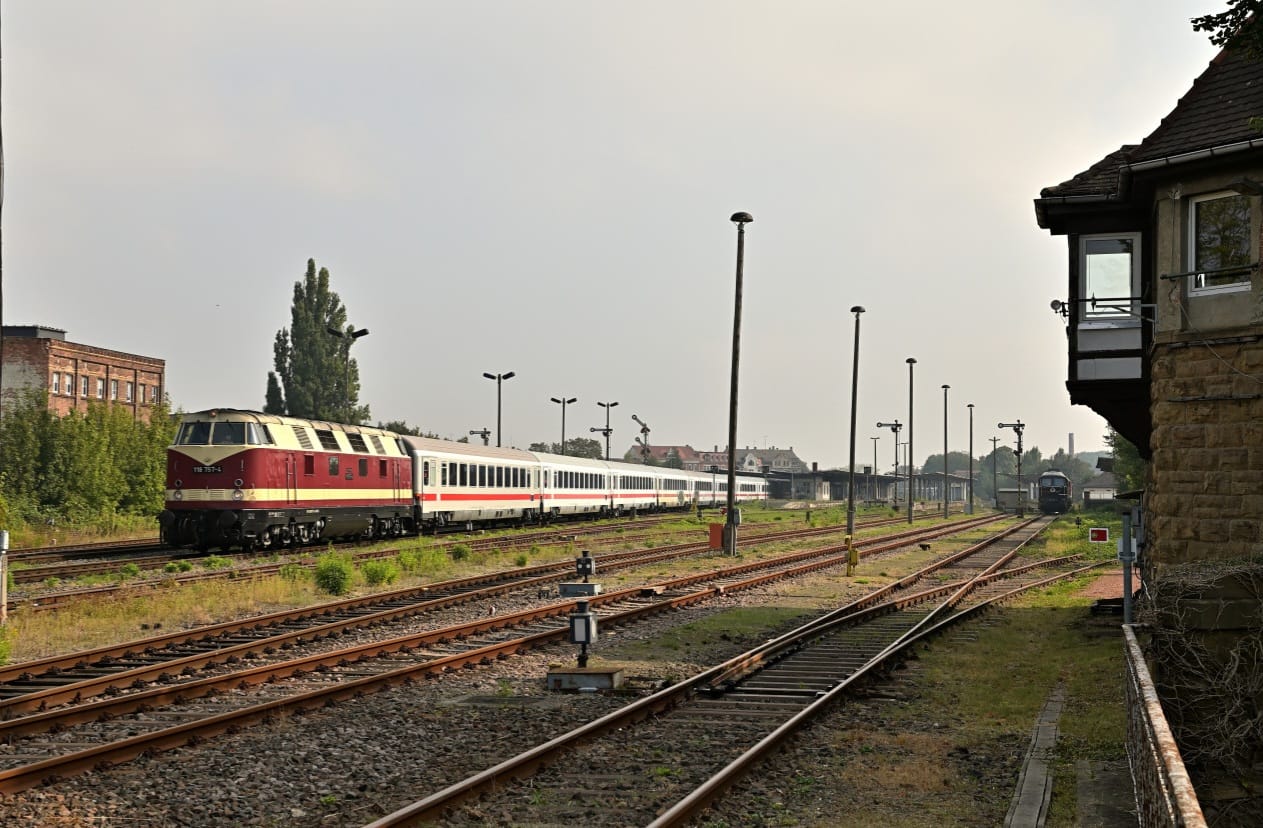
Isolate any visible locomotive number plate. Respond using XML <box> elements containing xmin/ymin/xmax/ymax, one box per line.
<box><xmin>192</xmin><ymin>465</ymin><xmax>223</xmax><ymax>473</ymax></box>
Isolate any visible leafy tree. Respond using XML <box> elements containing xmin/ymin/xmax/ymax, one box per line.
<box><xmin>265</xmin><ymin>259</ymin><xmax>369</xmax><ymax>424</ymax></box>
<box><xmin>1107</xmin><ymin>427</ymin><xmax>1147</xmax><ymax>492</ymax></box>
<box><xmin>376</xmin><ymin>419</ymin><xmax>431</xmax><ymax>437</ymax></box>
<box><xmin>528</xmin><ymin>438</ymin><xmax>604</xmax><ymax>459</ymax></box>
<box><xmin>1193</xmin><ymin>1</ymin><xmax>1263</xmax><ymax>58</ymax></box>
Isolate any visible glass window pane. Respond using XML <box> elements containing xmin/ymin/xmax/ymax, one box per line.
<box><xmin>1194</xmin><ymin>194</ymin><xmax>1252</xmax><ymax>288</ymax></box>
<box><xmin>1084</xmin><ymin>238</ymin><xmax>1132</xmax><ymax>317</ymax></box>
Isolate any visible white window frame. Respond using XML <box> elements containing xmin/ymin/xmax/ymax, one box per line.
<box><xmin>51</xmin><ymin>373</ymin><xmax>60</xmax><ymax>394</ymax></box>
<box><xmin>81</xmin><ymin>375</ymin><xmax>90</xmax><ymax>397</ymax></box>
<box><xmin>110</xmin><ymin>379</ymin><xmax>119</xmax><ymax>400</ymax></box>
<box><xmin>96</xmin><ymin>378</ymin><xmax>105</xmax><ymax>399</ymax></box>
<box><xmin>126</xmin><ymin>382</ymin><xmax>134</xmax><ymax>402</ymax></box>
<box><xmin>1188</xmin><ymin>190</ymin><xmax>1254</xmax><ymax>297</ymax></box>
<box><xmin>1078</xmin><ymin>232</ymin><xmax>1142</xmax><ymax>329</ymax></box>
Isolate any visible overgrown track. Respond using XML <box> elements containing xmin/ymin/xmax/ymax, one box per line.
<box><xmin>364</xmin><ymin>517</ymin><xmax>1102</xmax><ymax>827</ymax></box>
<box><xmin>0</xmin><ymin>514</ymin><xmax>1003</xmax><ymax>794</ymax></box>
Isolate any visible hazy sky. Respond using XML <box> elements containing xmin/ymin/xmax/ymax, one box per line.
<box><xmin>2</xmin><ymin>2</ymin><xmax>1222</xmax><ymax>470</ymax></box>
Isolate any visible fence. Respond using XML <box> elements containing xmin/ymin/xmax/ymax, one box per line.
<box><xmin>1123</xmin><ymin>624</ymin><xmax>1206</xmax><ymax>827</ymax></box>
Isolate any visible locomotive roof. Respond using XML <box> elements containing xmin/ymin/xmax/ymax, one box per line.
<box><xmin>183</xmin><ymin>409</ymin><xmax>401</xmax><ymax>439</ymax></box>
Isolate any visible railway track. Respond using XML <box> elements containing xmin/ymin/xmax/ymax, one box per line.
<box><xmin>0</xmin><ymin>513</ymin><xmax>1003</xmax><ymax>794</ymax></box>
<box><xmin>3</xmin><ymin>511</ymin><xmax>913</xmax><ymax>613</ymax></box>
<box><xmin>363</xmin><ymin>516</ymin><xmax>1102</xmax><ymax>826</ymax></box>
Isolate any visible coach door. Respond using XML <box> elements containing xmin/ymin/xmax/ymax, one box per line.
<box><xmin>285</xmin><ymin>453</ymin><xmax>299</xmax><ymax>504</ymax></box>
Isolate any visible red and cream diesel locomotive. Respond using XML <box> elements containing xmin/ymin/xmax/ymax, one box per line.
<box><xmin>160</xmin><ymin>410</ymin><xmax>413</xmax><ymax>551</ymax></box>
<box><xmin>161</xmin><ymin>409</ymin><xmax>769</xmax><ymax>550</ymax></box>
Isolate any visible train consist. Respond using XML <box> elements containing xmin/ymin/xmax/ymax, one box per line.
<box><xmin>159</xmin><ymin>409</ymin><xmax>768</xmax><ymax>551</ymax></box>
<box><xmin>1036</xmin><ymin>469</ymin><xmax>1073</xmax><ymax>514</ymax></box>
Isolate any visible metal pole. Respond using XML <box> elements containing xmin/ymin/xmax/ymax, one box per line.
<box><xmin>967</xmin><ymin>404</ymin><xmax>974</xmax><ymax>515</ymax></box>
<box><xmin>551</xmin><ymin>396</ymin><xmax>576</xmax><ymax>455</ymax></box>
<box><xmin>871</xmin><ymin>436</ymin><xmax>879</xmax><ymax>501</ymax></box>
<box><xmin>942</xmin><ymin>384</ymin><xmax>950</xmax><ymax>519</ymax></box>
<box><xmin>990</xmin><ymin>436</ymin><xmax>1000</xmax><ymax>509</ymax></box>
<box><xmin>906</xmin><ymin>358</ymin><xmax>916</xmax><ymax>524</ymax></box>
<box><xmin>846</xmin><ymin>306</ymin><xmax>865</xmax><ymax>537</ymax></box>
<box><xmin>598</xmin><ymin>401</ymin><xmax>618</xmax><ymax>460</ymax></box>
<box><xmin>483</xmin><ymin>372</ymin><xmax>515</xmax><ymax>448</ymax></box>
<box><xmin>726</xmin><ymin>212</ymin><xmax>753</xmax><ymax>555</ymax></box>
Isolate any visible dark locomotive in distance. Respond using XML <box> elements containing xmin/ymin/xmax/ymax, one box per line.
<box><xmin>1037</xmin><ymin>469</ymin><xmax>1073</xmax><ymax>514</ymax></box>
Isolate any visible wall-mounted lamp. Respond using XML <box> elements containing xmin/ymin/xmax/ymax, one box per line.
<box><xmin>1050</xmin><ymin>299</ymin><xmax>1068</xmax><ymax>318</ymax></box>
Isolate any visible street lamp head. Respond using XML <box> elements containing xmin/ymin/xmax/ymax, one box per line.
<box><xmin>326</xmin><ymin>327</ymin><xmax>343</xmax><ymax>338</ymax></box>
<box><xmin>942</xmin><ymin>384</ymin><xmax>950</xmax><ymax>390</ymax></box>
<box><xmin>850</xmin><ymin>305</ymin><xmax>865</xmax><ymax>314</ymax></box>
<box><xmin>503</xmin><ymin>371</ymin><xmax>515</xmax><ymax>380</ymax></box>
<box><xmin>730</xmin><ymin>211</ymin><xmax>753</xmax><ymax>225</ymax></box>
<box><xmin>968</xmin><ymin>403</ymin><xmax>974</xmax><ymax>409</ymax></box>
<box><xmin>551</xmin><ymin>397</ymin><xmax>562</xmax><ymax>404</ymax></box>
<box><xmin>351</xmin><ymin>328</ymin><xmax>369</xmax><ymax>339</ymax></box>
<box><xmin>483</xmin><ymin>372</ymin><xmax>496</xmax><ymax>380</ymax></box>
<box><xmin>567</xmin><ymin>397</ymin><xmax>577</xmax><ymax>404</ymax></box>
<box><xmin>906</xmin><ymin>357</ymin><xmax>917</xmax><ymax>365</ymax></box>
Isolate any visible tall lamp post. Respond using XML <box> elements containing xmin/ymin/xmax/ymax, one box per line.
<box><xmin>551</xmin><ymin>396</ymin><xmax>577</xmax><ymax>455</ymax></box>
<box><xmin>326</xmin><ymin>326</ymin><xmax>369</xmax><ymax>422</ymax></box>
<box><xmin>845</xmin><ymin>306</ymin><xmax>865</xmax><ymax>537</ymax></box>
<box><xmin>967</xmin><ymin>403</ymin><xmax>974</xmax><ymax>514</ymax></box>
<box><xmin>870</xmin><ymin>436</ymin><xmax>880</xmax><ymax>501</ymax></box>
<box><xmin>990</xmin><ymin>435</ymin><xmax>1000</xmax><ymax>509</ymax></box>
<box><xmin>906</xmin><ymin>358</ymin><xmax>917</xmax><ymax>524</ymax></box>
<box><xmin>595</xmin><ymin>401</ymin><xmax>619</xmax><ymax>460</ymax></box>
<box><xmin>998</xmin><ymin>420</ymin><xmax>1025</xmax><ymax>516</ymax></box>
<box><xmin>482</xmin><ymin>371</ymin><xmax>516</xmax><ymax>447</ymax></box>
<box><xmin>941</xmin><ymin>384</ymin><xmax>950</xmax><ymax>519</ymax></box>
<box><xmin>877</xmin><ymin>421</ymin><xmax>902</xmax><ymax>504</ymax></box>
<box><xmin>725</xmin><ymin>211</ymin><xmax>753</xmax><ymax>556</ymax></box>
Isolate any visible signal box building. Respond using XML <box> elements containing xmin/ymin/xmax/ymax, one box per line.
<box><xmin>0</xmin><ymin>325</ymin><xmax>165</xmax><ymax>422</ymax></box>
<box><xmin>1035</xmin><ymin>40</ymin><xmax>1263</xmax><ymax>810</ymax></box>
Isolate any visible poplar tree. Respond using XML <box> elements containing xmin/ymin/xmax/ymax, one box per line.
<box><xmin>264</xmin><ymin>259</ymin><xmax>370</xmax><ymax>423</ymax></box>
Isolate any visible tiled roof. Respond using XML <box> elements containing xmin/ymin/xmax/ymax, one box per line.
<box><xmin>1040</xmin><ymin>48</ymin><xmax>1263</xmax><ymax>201</ymax></box>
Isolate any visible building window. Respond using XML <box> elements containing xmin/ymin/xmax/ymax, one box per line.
<box><xmin>96</xmin><ymin>378</ymin><xmax>105</xmax><ymax>399</ymax></box>
<box><xmin>1189</xmin><ymin>191</ymin><xmax>1253</xmax><ymax>295</ymax></box>
<box><xmin>1080</xmin><ymin>234</ymin><xmax>1140</xmax><ymax>320</ymax></box>
<box><xmin>151</xmin><ymin>385</ymin><xmax>160</xmax><ymax>403</ymax></box>
<box><xmin>81</xmin><ymin>375</ymin><xmax>90</xmax><ymax>397</ymax></box>
<box><xmin>126</xmin><ymin>382</ymin><xmax>134</xmax><ymax>402</ymax></box>
<box><xmin>64</xmin><ymin>374</ymin><xmax>73</xmax><ymax>395</ymax></box>
<box><xmin>138</xmin><ymin>383</ymin><xmax>146</xmax><ymax>403</ymax></box>
<box><xmin>51</xmin><ymin>374</ymin><xmax>60</xmax><ymax>394</ymax></box>
<box><xmin>110</xmin><ymin>379</ymin><xmax>119</xmax><ymax>400</ymax></box>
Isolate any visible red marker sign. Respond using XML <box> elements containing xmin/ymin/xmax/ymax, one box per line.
<box><xmin>1089</xmin><ymin>527</ymin><xmax>1110</xmax><ymax>543</ymax></box>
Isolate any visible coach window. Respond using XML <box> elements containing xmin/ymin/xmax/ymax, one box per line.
<box><xmin>380</xmin><ymin>458</ymin><xmax>388</xmax><ymax>477</ymax></box>
<box><xmin>422</xmin><ymin>461</ymin><xmax>430</xmax><ymax>485</ymax></box>
<box><xmin>304</xmin><ymin>454</ymin><xmax>315</xmax><ymax>476</ymax></box>
<box><xmin>1189</xmin><ymin>191</ymin><xmax>1255</xmax><ymax>295</ymax></box>
<box><xmin>359</xmin><ymin>459</ymin><xmax>369</xmax><ymax>477</ymax></box>
<box><xmin>441</xmin><ymin>463</ymin><xmax>449</xmax><ymax>486</ymax></box>
<box><xmin>459</xmin><ymin>463</ymin><xmax>468</xmax><ymax>486</ymax></box>
<box><xmin>329</xmin><ymin>456</ymin><xmax>340</xmax><ymax>476</ymax></box>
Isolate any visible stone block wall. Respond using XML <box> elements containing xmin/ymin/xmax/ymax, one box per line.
<box><xmin>1147</xmin><ymin>332</ymin><xmax>1263</xmax><ymax>570</ymax></box>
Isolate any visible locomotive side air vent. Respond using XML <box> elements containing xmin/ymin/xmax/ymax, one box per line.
<box><xmin>315</xmin><ymin>429</ymin><xmax>340</xmax><ymax>451</ymax></box>
<box><xmin>346</xmin><ymin>433</ymin><xmax>369</xmax><ymax>454</ymax></box>
<box><xmin>369</xmin><ymin>435</ymin><xmax>386</xmax><ymax>455</ymax></box>
<box><xmin>293</xmin><ymin>427</ymin><xmax>314</xmax><ymax>451</ymax></box>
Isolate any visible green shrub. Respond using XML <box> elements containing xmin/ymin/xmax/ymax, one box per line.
<box><xmin>202</xmin><ymin>555</ymin><xmax>231</xmax><ymax>569</ymax></box>
<box><xmin>314</xmin><ymin>553</ymin><xmax>354</xmax><ymax>595</ymax></box>
<box><xmin>43</xmin><ymin>576</ymin><xmax>61</xmax><ymax>589</ymax></box>
<box><xmin>119</xmin><ymin>562</ymin><xmax>141</xmax><ymax>579</ymax></box>
<box><xmin>449</xmin><ymin>544</ymin><xmax>471</xmax><ymax>561</ymax></box>
<box><xmin>361</xmin><ymin>559</ymin><xmax>400</xmax><ymax>587</ymax></box>
<box><xmin>278</xmin><ymin>562</ymin><xmax>305</xmax><ymax>581</ymax></box>
<box><xmin>514</xmin><ymin>554</ymin><xmax>528</xmax><ymax>567</ymax></box>
<box><xmin>163</xmin><ymin>561</ymin><xmax>182</xmax><ymax>574</ymax></box>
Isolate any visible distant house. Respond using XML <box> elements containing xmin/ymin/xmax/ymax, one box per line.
<box><xmin>1081</xmin><ymin>472</ymin><xmax>1118</xmax><ymax>503</ymax></box>
<box><xmin>0</xmin><ymin>325</ymin><xmax>165</xmax><ymax>422</ymax></box>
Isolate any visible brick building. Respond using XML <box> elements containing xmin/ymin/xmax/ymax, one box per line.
<box><xmin>0</xmin><ymin>325</ymin><xmax>165</xmax><ymax>421</ymax></box>
<box><xmin>1036</xmin><ymin>41</ymin><xmax>1263</xmax><ymax>809</ymax></box>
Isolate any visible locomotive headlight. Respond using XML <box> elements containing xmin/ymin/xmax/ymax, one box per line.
<box><xmin>232</xmin><ymin>488</ymin><xmax>244</xmax><ymax>501</ymax></box>
<box><xmin>173</xmin><ymin>489</ymin><xmax>184</xmax><ymax>501</ymax></box>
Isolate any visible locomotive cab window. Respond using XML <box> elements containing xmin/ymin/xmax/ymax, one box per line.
<box><xmin>379</xmin><ymin>459</ymin><xmax>388</xmax><ymax>477</ymax></box>
<box><xmin>358</xmin><ymin>459</ymin><xmax>369</xmax><ymax>477</ymax></box>
<box><xmin>177</xmin><ymin>421</ymin><xmax>213</xmax><ymax>445</ymax></box>
<box><xmin>212</xmin><ymin>422</ymin><xmax>247</xmax><ymax>445</ymax></box>
<box><xmin>328</xmin><ymin>456</ymin><xmax>340</xmax><ymax>476</ymax></box>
